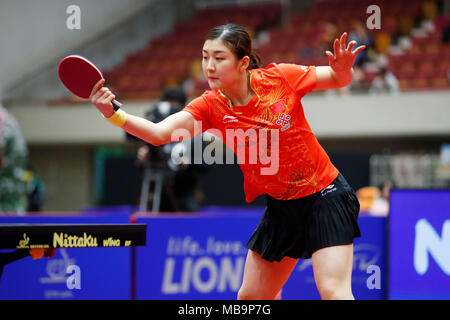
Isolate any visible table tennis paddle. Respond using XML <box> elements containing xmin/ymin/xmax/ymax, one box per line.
<box><xmin>58</xmin><ymin>55</ymin><xmax>121</xmax><ymax>111</ymax></box>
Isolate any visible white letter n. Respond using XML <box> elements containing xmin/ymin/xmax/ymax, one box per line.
<box><xmin>414</xmin><ymin>219</ymin><xmax>450</xmax><ymax>275</ymax></box>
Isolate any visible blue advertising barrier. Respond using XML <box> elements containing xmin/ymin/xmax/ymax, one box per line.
<box><xmin>1</xmin><ymin>209</ymin><xmax>387</xmax><ymax>300</ymax></box>
<box><xmin>81</xmin><ymin>205</ymin><xmax>137</xmax><ymax>216</ymax></box>
<box><xmin>135</xmin><ymin>211</ymin><xmax>386</xmax><ymax>300</ymax></box>
<box><xmin>0</xmin><ymin>214</ymin><xmax>131</xmax><ymax>300</ymax></box>
<box><xmin>388</xmin><ymin>190</ymin><xmax>450</xmax><ymax>300</ymax></box>
<box><xmin>283</xmin><ymin>216</ymin><xmax>386</xmax><ymax>300</ymax></box>
<box><xmin>135</xmin><ymin>212</ymin><xmax>257</xmax><ymax>300</ymax></box>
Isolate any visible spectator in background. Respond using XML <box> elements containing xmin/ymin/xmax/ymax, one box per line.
<box><xmin>370</xmin><ymin>180</ymin><xmax>394</xmax><ymax>217</ymax></box>
<box><xmin>0</xmin><ymin>103</ymin><xmax>28</xmax><ymax>213</ymax></box>
<box><xmin>316</xmin><ymin>22</ymin><xmax>355</xmax><ymax>97</ymax></box>
<box><xmin>413</xmin><ymin>0</ymin><xmax>439</xmax><ymax>35</ymax></box>
<box><xmin>317</xmin><ymin>22</ymin><xmax>338</xmax><ymax>55</ymax></box>
<box><xmin>369</xmin><ymin>67</ymin><xmax>400</xmax><ymax>95</ymax></box>
<box><xmin>348</xmin><ymin>21</ymin><xmax>374</xmax><ymax>67</ymax></box>
<box><xmin>25</xmin><ymin>165</ymin><xmax>44</xmax><ymax>212</ymax></box>
<box><xmin>349</xmin><ymin>67</ymin><xmax>369</xmax><ymax>93</ymax></box>
<box><xmin>439</xmin><ymin>17</ymin><xmax>450</xmax><ymax>44</ymax></box>
<box><xmin>422</xmin><ymin>0</ymin><xmax>438</xmax><ymax>24</ymax></box>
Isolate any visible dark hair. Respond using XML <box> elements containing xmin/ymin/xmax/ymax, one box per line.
<box><xmin>160</xmin><ymin>86</ymin><xmax>187</xmax><ymax>106</ymax></box>
<box><xmin>206</xmin><ymin>24</ymin><xmax>262</xmax><ymax>70</ymax></box>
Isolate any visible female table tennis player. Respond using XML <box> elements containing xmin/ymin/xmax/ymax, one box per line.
<box><xmin>90</xmin><ymin>24</ymin><xmax>365</xmax><ymax>300</ymax></box>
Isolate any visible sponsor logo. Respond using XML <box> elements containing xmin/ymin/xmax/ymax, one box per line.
<box><xmin>16</xmin><ymin>233</ymin><xmax>50</xmax><ymax>249</ymax></box>
<box><xmin>17</xmin><ymin>233</ymin><xmax>30</xmax><ymax>249</ymax></box>
<box><xmin>276</xmin><ymin>113</ymin><xmax>291</xmax><ymax>131</ymax></box>
<box><xmin>53</xmin><ymin>232</ymin><xmax>98</xmax><ymax>248</ymax></box>
<box><xmin>30</xmin><ymin>244</ymin><xmax>50</xmax><ymax>249</ymax></box>
<box><xmin>296</xmin><ymin>243</ymin><xmax>381</xmax><ymax>273</ymax></box>
<box><xmin>223</xmin><ymin>115</ymin><xmax>238</xmax><ymax>124</ymax></box>
<box><xmin>103</xmin><ymin>237</ymin><xmax>121</xmax><ymax>247</ymax></box>
<box><xmin>320</xmin><ymin>184</ymin><xmax>337</xmax><ymax>196</ymax></box>
<box><xmin>162</xmin><ymin>236</ymin><xmax>247</xmax><ymax>294</ymax></box>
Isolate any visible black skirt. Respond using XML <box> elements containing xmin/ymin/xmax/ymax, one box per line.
<box><xmin>246</xmin><ymin>173</ymin><xmax>361</xmax><ymax>262</ymax></box>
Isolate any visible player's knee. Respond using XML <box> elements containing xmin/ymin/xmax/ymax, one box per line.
<box><xmin>237</xmin><ymin>287</ymin><xmax>255</xmax><ymax>300</ymax></box>
<box><xmin>237</xmin><ymin>288</ymin><xmax>247</xmax><ymax>300</ymax></box>
<box><xmin>317</xmin><ymin>281</ymin><xmax>353</xmax><ymax>300</ymax></box>
<box><xmin>237</xmin><ymin>286</ymin><xmax>276</xmax><ymax>300</ymax></box>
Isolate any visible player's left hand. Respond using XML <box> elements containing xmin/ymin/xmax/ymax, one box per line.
<box><xmin>326</xmin><ymin>32</ymin><xmax>366</xmax><ymax>72</ymax></box>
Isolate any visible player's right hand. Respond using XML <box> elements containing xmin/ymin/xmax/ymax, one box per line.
<box><xmin>90</xmin><ymin>79</ymin><xmax>115</xmax><ymax>118</ymax></box>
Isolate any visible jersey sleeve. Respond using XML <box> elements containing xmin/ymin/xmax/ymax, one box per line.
<box><xmin>276</xmin><ymin>64</ymin><xmax>317</xmax><ymax>98</ymax></box>
<box><xmin>182</xmin><ymin>94</ymin><xmax>213</xmax><ymax>132</ymax></box>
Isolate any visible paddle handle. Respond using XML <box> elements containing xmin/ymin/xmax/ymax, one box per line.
<box><xmin>112</xmin><ymin>99</ymin><xmax>122</xmax><ymax>111</ymax></box>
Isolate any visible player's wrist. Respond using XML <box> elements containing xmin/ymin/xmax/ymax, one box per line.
<box><xmin>330</xmin><ymin>67</ymin><xmax>353</xmax><ymax>85</ymax></box>
<box><xmin>330</xmin><ymin>65</ymin><xmax>353</xmax><ymax>74</ymax></box>
<box><xmin>103</xmin><ymin>109</ymin><xmax>127</xmax><ymax>127</ymax></box>
<box><xmin>102</xmin><ymin>108</ymin><xmax>115</xmax><ymax>118</ymax></box>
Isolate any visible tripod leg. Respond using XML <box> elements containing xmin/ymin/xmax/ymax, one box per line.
<box><xmin>152</xmin><ymin>172</ymin><xmax>164</xmax><ymax>213</ymax></box>
<box><xmin>139</xmin><ymin>167</ymin><xmax>152</xmax><ymax>212</ymax></box>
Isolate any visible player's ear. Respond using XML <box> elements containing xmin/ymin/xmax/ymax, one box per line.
<box><xmin>239</xmin><ymin>56</ymin><xmax>250</xmax><ymax>72</ymax></box>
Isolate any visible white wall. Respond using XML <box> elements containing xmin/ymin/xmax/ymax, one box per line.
<box><xmin>7</xmin><ymin>91</ymin><xmax>450</xmax><ymax>145</ymax></box>
<box><xmin>0</xmin><ymin>0</ymin><xmax>156</xmax><ymax>99</ymax></box>
<box><xmin>29</xmin><ymin>145</ymin><xmax>94</xmax><ymax>211</ymax></box>
<box><xmin>302</xmin><ymin>91</ymin><xmax>450</xmax><ymax>138</ymax></box>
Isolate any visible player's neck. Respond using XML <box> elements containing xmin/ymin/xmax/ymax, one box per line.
<box><xmin>221</xmin><ymin>71</ymin><xmax>254</xmax><ymax>107</ymax></box>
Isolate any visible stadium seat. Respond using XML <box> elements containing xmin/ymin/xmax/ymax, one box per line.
<box><xmin>374</xmin><ymin>32</ymin><xmax>392</xmax><ymax>53</ymax></box>
<box><xmin>430</xmin><ymin>77</ymin><xmax>449</xmax><ymax>89</ymax></box>
<box><xmin>417</xmin><ymin>61</ymin><xmax>436</xmax><ymax>78</ymax></box>
<box><xmin>97</xmin><ymin>0</ymin><xmax>445</xmax><ymax>100</ymax></box>
<box><xmin>410</xmin><ymin>76</ymin><xmax>430</xmax><ymax>89</ymax></box>
<box><xmin>398</xmin><ymin>79</ymin><xmax>411</xmax><ymax>91</ymax></box>
<box><xmin>395</xmin><ymin>61</ymin><xmax>416</xmax><ymax>79</ymax></box>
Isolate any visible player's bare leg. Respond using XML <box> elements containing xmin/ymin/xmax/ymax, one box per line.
<box><xmin>312</xmin><ymin>244</ymin><xmax>355</xmax><ymax>300</ymax></box>
<box><xmin>237</xmin><ymin>249</ymin><xmax>298</xmax><ymax>300</ymax></box>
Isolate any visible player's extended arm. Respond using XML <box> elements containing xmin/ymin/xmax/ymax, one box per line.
<box><xmin>89</xmin><ymin>79</ymin><xmax>196</xmax><ymax>146</ymax></box>
<box><xmin>122</xmin><ymin>111</ymin><xmax>196</xmax><ymax>146</ymax></box>
<box><xmin>313</xmin><ymin>32</ymin><xmax>366</xmax><ymax>91</ymax></box>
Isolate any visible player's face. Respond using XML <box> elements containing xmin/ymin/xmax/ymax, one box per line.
<box><xmin>202</xmin><ymin>38</ymin><xmax>243</xmax><ymax>90</ymax></box>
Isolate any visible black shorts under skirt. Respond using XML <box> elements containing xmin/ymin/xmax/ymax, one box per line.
<box><xmin>246</xmin><ymin>173</ymin><xmax>361</xmax><ymax>262</ymax></box>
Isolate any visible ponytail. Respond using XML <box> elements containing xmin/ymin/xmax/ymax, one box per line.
<box><xmin>248</xmin><ymin>51</ymin><xmax>262</xmax><ymax>70</ymax></box>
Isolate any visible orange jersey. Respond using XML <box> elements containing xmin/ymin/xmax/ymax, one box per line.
<box><xmin>183</xmin><ymin>63</ymin><xmax>339</xmax><ymax>202</ymax></box>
